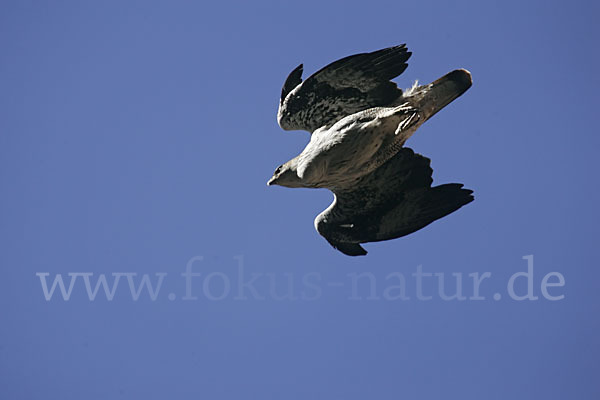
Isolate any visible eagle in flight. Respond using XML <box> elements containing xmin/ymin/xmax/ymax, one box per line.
<box><xmin>267</xmin><ymin>44</ymin><xmax>473</xmax><ymax>256</ymax></box>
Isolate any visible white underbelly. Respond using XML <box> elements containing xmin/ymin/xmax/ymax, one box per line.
<box><xmin>296</xmin><ymin>106</ymin><xmax>421</xmax><ymax>186</ymax></box>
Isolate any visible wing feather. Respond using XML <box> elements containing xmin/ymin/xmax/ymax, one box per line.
<box><xmin>278</xmin><ymin>45</ymin><xmax>412</xmax><ymax>133</ymax></box>
<box><xmin>280</xmin><ymin>64</ymin><xmax>303</xmax><ymax>104</ymax></box>
<box><xmin>315</xmin><ymin>148</ymin><xmax>473</xmax><ymax>255</ymax></box>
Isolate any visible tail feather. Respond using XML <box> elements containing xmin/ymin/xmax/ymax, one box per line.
<box><xmin>405</xmin><ymin>69</ymin><xmax>472</xmax><ymax>122</ymax></box>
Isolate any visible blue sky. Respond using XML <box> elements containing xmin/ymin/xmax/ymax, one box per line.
<box><xmin>1</xmin><ymin>0</ymin><xmax>599</xmax><ymax>399</ymax></box>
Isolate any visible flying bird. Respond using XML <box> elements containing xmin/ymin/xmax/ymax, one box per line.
<box><xmin>268</xmin><ymin>44</ymin><xmax>473</xmax><ymax>256</ymax></box>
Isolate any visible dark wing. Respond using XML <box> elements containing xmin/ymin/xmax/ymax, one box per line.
<box><xmin>278</xmin><ymin>45</ymin><xmax>412</xmax><ymax>133</ymax></box>
<box><xmin>280</xmin><ymin>64</ymin><xmax>303</xmax><ymax>106</ymax></box>
<box><xmin>315</xmin><ymin>148</ymin><xmax>474</xmax><ymax>256</ymax></box>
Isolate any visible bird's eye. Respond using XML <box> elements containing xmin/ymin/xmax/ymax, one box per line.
<box><xmin>275</xmin><ymin>166</ymin><xmax>282</xmax><ymax>175</ymax></box>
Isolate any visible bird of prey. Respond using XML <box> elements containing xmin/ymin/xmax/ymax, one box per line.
<box><xmin>268</xmin><ymin>44</ymin><xmax>473</xmax><ymax>256</ymax></box>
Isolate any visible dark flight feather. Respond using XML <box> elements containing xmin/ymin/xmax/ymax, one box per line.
<box><xmin>278</xmin><ymin>45</ymin><xmax>412</xmax><ymax>133</ymax></box>
<box><xmin>280</xmin><ymin>64</ymin><xmax>303</xmax><ymax>104</ymax></box>
<box><xmin>315</xmin><ymin>148</ymin><xmax>474</xmax><ymax>255</ymax></box>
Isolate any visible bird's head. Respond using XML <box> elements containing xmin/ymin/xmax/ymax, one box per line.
<box><xmin>267</xmin><ymin>160</ymin><xmax>303</xmax><ymax>188</ymax></box>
